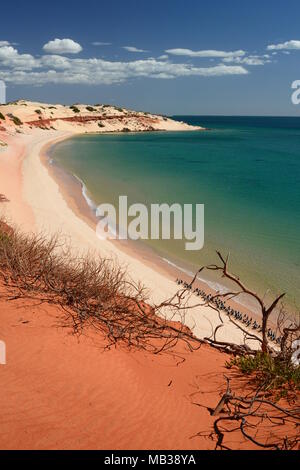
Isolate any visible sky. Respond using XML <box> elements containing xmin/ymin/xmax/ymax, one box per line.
<box><xmin>1</xmin><ymin>0</ymin><xmax>300</xmax><ymax>115</ymax></box>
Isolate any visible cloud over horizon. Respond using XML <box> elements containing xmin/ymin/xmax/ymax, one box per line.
<box><xmin>92</xmin><ymin>42</ymin><xmax>112</xmax><ymax>46</ymax></box>
<box><xmin>43</xmin><ymin>38</ymin><xmax>83</xmax><ymax>55</ymax></box>
<box><xmin>122</xmin><ymin>46</ymin><xmax>148</xmax><ymax>53</ymax></box>
<box><xmin>0</xmin><ymin>40</ymin><xmax>249</xmax><ymax>86</ymax></box>
<box><xmin>223</xmin><ymin>54</ymin><xmax>271</xmax><ymax>66</ymax></box>
<box><xmin>165</xmin><ymin>48</ymin><xmax>246</xmax><ymax>58</ymax></box>
<box><xmin>267</xmin><ymin>40</ymin><xmax>300</xmax><ymax>51</ymax></box>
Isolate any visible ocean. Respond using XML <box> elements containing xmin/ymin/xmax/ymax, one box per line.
<box><xmin>48</xmin><ymin>116</ymin><xmax>300</xmax><ymax>310</ymax></box>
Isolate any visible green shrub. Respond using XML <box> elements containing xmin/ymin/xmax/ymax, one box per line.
<box><xmin>86</xmin><ymin>106</ymin><xmax>96</xmax><ymax>112</ymax></box>
<box><xmin>70</xmin><ymin>105</ymin><xmax>80</xmax><ymax>113</ymax></box>
<box><xmin>0</xmin><ymin>112</ymin><xmax>5</xmax><ymax>120</ymax></box>
<box><xmin>226</xmin><ymin>352</ymin><xmax>300</xmax><ymax>393</ymax></box>
<box><xmin>11</xmin><ymin>115</ymin><xmax>23</xmax><ymax>126</ymax></box>
<box><xmin>35</xmin><ymin>109</ymin><xmax>42</xmax><ymax>115</ymax></box>
<box><xmin>98</xmin><ymin>122</ymin><xmax>105</xmax><ymax>128</ymax></box>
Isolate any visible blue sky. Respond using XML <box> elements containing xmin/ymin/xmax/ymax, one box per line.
<box><xmin>1</xmin><ymin>0</ymin><xmax>300</xmax><ymax>115</ymax></box>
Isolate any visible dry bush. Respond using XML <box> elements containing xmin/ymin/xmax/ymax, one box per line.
<box><xmin>192</xmin><ymin>376</ymin><xmax>300</xmax><ymax>450</ymax></box>
<box><xmin>0</xmin><ymin>219</ymin><xmax>199</xmax><ymax>354</ymax></box>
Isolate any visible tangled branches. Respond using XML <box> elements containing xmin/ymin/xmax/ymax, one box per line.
<box><xmin>0</xmin><ymin>220</ymin><xmax>299</xmax><ymax>449</ymax></box>
<box><xmin>193</xmin><ymin>377</ymin><xmax>300</xmax><ymax>450</ymax></box>
<box><xmin>193</xmin><ymin>252</ymin><xmax>287</xmax><ymax>353</ymax></box>
<box><xmin>172</xmin><ymin>252</ymin><xmax>300</xmax><ymax>449</ymax></box>
<box><xmin>0</xmin><ymin>221</ymin><xmax>201</xmax><ymax>354</ymax></box>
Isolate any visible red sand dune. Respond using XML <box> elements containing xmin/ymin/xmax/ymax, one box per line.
<box><xmin>1</xmin><ymin>283</ymin><xmax>256</xmax><ymax>451</ymax></box>
<box><xmin>1</xmin><ymin>284</ymin><xmax>298</xmax><ymax>450</ymax></box>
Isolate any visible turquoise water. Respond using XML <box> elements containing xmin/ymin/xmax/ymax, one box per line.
<box><xmin>49</xmin><ymin>116</ymin><xmax>300</xmax><ymax>309</ymax></box>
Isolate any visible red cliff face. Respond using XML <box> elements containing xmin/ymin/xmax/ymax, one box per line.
<box><xmin>25</xmin><ymin>114</ymin><xmax>159</xmax><ymax>128</ymax></box>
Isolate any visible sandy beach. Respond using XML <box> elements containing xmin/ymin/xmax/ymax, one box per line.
<box><xmin>0</xmin><ymin>126</ymin><xmax>257</xmax><ymax>450</ymax></box>
<box><xmin>0</xmin><ymin>124</ymin><xmax>261</xmax><ymax>347</ymax></box>
<box><xmin>0</xmin><ymin>101</ymin><xmax>267</xmax><ymax>347</ymax></box>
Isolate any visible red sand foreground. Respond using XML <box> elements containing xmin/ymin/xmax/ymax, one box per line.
<box><xmin>3</xmin><ymin>280</ymin><xmax>297</xmax><ymax>451</ymax></box>
<box><xmin>0</xmin><ymin>282</ymin><xmax>258</xmax><ymax>451</ymax></box>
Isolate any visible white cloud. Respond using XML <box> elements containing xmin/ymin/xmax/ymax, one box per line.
<box><xmin>92</xmin><ymin>42</ymin><xmax>111</xmax><ymax>46</ymax></box>
<box><xmin>40</xmin><ymin>55</ymin><xmax>71</xmax><ymax>70</ymax></box>
<box><xmin>158</xmin><ymin>55</ymin><xmax>169</xmax><ymax>60</ymax></box>
<box><xmin>0</xmin><ymin>41</ymin><xmax>11</xmax><ymax>47</ymax></box>
<box><xmin>0</xmin><ymin>44</ymin><xmax>37</xmax><ymax>70</ymax></box>
<box><xmin>123</xmin><ymin>46</ymin><xmax>148</xmax><ymax>53</ymax></box>
<box><xmin>165</xmin><ymin>48</ymin><xmax>246</xmax><ymax>58</ymax></box>
<box><xmin>223</xmin><ymin>54</ymin><xmax>271</xmax><ymax>66</ymax></box>
<box><xmin>0</xmin><ymin>54</ymin><xmax>248</xmax><ymax>86</ymax></box>
<box><xmin>267</xmin><ymin>40</ymin><xmax>300</xmax><ymax>51</ymax></box>
<box><xmin>0</xmin><ymin>42</ymin><xmax>249</xmax><ymax>87</ymax></box>
<box><xmin>43</xmin><ymin>38</ymin><xmax>82</xmax><ymax>55</ymax></box>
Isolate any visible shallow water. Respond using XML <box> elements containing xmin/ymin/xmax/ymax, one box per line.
<box><xmin>49</xmin><ymin>116</ymin><xmax>300</xmax><ymax>310</ymax></box>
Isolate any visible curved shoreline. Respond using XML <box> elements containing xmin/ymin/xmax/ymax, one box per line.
<box><xmin>40</xmin><ymin>132</ymin><xmax>267</xmax><ymax>339</ymax></box>
<box><xmin>0</xmin><ymin>125</ymin><xmax>278</xmax><ymax>346</ymax></box>
<box><xmin>44</xmin><ymin>134</ymin><xmax>268</xmax><ymax>312</ymax></box>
